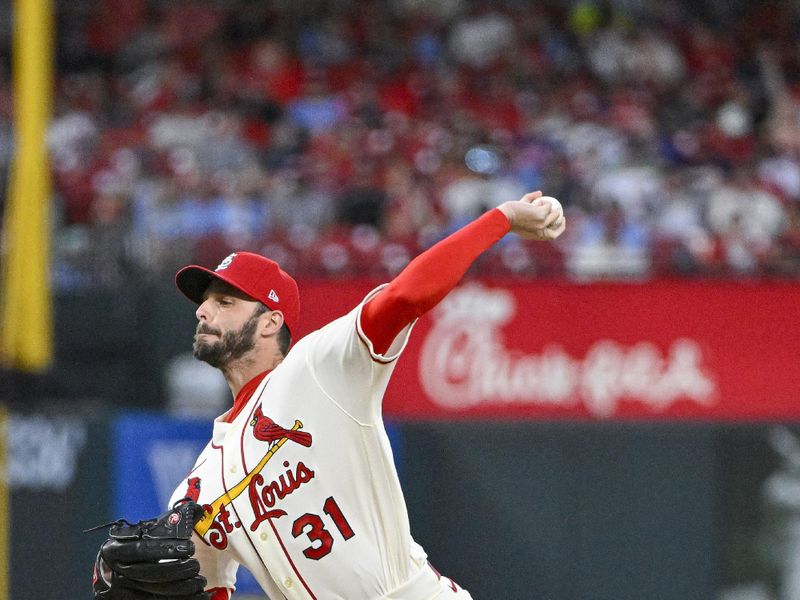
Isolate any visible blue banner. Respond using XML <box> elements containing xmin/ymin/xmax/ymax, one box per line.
<box><xmin>111</xmin><ymin>411</ymin><xmax>264</xmax><ymax>595</ymax></box>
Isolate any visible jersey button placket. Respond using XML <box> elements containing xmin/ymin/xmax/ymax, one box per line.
<box><xmin>283</xmin><ymin>577</ymin><xmax>293</xmax><ymax>589</ymax></box>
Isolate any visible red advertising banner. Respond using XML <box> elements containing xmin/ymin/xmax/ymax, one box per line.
<box><xmin>296</xmin><ymin>279</ymin><xmax>800</xmax><ymax>421</ymax></box>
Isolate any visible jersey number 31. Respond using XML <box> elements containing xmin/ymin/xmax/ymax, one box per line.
<box><xmin>291</xmin><ymin>496</ymin><xmax>355</xmax><ymax>560</ymax></box>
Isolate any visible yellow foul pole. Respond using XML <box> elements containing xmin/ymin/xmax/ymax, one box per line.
<box><xmin>0</xmin><ymin>0</ymin><xmax>55</xmax><ymax>372</ymax></box>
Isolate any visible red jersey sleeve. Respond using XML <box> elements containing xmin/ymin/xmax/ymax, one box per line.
<box><xmin>208</xmin><ymin>587</ymin><xmax>232</xmax><ymax>600</ymax></box>
<box><xmin>360</xmin><ymin>208</ymin><xmax>511</xmax><ymax>355</ymax></box>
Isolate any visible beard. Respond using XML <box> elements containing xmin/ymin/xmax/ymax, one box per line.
<box><xmin>193</xmin><ymin>311</ymin><xmax>260</xmax><ymax>368</ymax></box>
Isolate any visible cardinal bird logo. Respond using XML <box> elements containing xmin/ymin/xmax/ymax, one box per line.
<box><xmin>185</xmin><ymin>476</ymin><xmax>202</xmax><ymax>502</ymax></box>
<box><xmin>250</xmin><ymin>405</ymin><xmax>312</xmax><ymax>447</ymax></box>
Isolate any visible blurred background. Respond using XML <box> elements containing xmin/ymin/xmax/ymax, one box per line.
<box><xmin>0</xmin><ymin>0</ymin><xmax>799</xmax><ymax>598</ymax></box>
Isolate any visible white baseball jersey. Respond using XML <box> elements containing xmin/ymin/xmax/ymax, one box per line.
<box><xmin>168</xmin><ymin>286</ymin><xmax>472</xmax><ymax>599</ymax></box>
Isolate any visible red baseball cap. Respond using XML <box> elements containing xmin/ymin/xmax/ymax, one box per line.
<box><xmin>175</xmin><ymin>251</ymin><xmax>300</xmax><ymax>335</ymax></box>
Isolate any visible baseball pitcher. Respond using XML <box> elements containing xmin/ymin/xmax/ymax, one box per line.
<box><xmin>91</xmin><ymin>192</ymin><xmax>565</xmax><ymax>599</ymax></box>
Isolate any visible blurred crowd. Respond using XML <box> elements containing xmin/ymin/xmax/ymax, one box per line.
<box><xmin>3</xmin><ymin>0</ymin><xmax>800</xmax><ymax>285</ymax></box>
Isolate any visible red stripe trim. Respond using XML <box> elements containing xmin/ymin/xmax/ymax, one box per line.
<box><xmin>226</xmin><ymin>371</ymin><xmax>270</xmax><ymax>424</ymax></box>
<box><xmin>356</xmin><ymin>324</ymin><xmax>398</xmax><ymax>364</ymax></box>
<box><xmin>268</xmin><ymin>517</ymin><xmax>317</xmax><ymax>599</ymax></box>
<box><xmin>218</xmin><ymin>450</ymin><xmax>283</xmax><ymax>597</ymax></box>
<box><xmin>232</xmin><ymin>401</ymin><xmax>312</xmax><ymax>598</ymax></box>
<box><xmin>207</xmin><ymin>587</ymin><xmax>231</xmax><ymax>600</ymax></box>
<box><xmin>240</xmin><ymin>383</ymin><xmax>266</xmax><ymax>473</ymax></box>
<box><xmin>428</xmin><ymin>561</ymin><xmax>441</xmax><ymax>578</ymax></box>
<box><xmin>187</xmin><ymin>457</ymin><xmax>207</xmax><ymax>476</ymax></box>
<box><xmin>429</xmin><ymin>562</ymin><xmax>459</xmax><ymax>592</ymax></box>
<box><xmin>226</xmin><ymin>500</ymin><xmax>287</xmax><ymax>599</ymax></box>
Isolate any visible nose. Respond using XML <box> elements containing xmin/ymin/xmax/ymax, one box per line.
<box><xmin>196</xmin><ymin>298</ymin><xmax>211</xmax><ymax>322</ymax></box>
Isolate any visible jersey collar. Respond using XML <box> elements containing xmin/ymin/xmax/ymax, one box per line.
<box><xmin>224</xmin><ymin>370</ymin><xmax>270</xmax><ymax>423</ymax></box>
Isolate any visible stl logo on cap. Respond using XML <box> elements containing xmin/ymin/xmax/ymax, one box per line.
<box><xmin>216</xmin><ymin>253</ymin><xmax>237</xmax><ymax>271</ymax></box>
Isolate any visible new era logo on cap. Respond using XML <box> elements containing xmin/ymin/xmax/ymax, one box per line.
<box><xmin>175</xmin><ymin>251</ymin><xmax>300</xmax><ymax>335</ymax></box>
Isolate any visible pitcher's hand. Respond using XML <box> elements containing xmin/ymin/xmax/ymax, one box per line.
<box><xmin>497</xmin><ymin>191</ymin><xmax>566</xmax><ymax>241</ymax></box>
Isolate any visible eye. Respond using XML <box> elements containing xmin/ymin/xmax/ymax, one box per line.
<box><xmin>218</xmin><ymin>298</ymin><xmax>233</xmax><ymax>307</ymax></box>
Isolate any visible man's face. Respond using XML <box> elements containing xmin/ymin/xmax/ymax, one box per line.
<box><xmin>193</xmin><ymin>280</ymin><xmax>266</xmax><ymax>368</ymax></box>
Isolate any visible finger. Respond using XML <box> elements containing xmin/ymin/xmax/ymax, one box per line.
<box><xmin>94</xmin><ymin>586</ymin><xmax>156</xmax><ymax>600</ymax></box>
<box><xmin>116</xmin><ymin>573</ymin><xmax>207</xmax><ymax>596</ymax></box>
<box><xmin>547</xmin><ymin>217</ymin><xmax>566</xmax><ymax>238</ymax></box>
<box><xmin>113</xmin><ymin>587</ymin><xmax>209</xmax><ymax>600</ymax></box>
<box><xmin>102</xmin><ymin>538</ymin><xmax>195</xmax><ymax>564</ymax></box>
<box><xmin>531</xmin><ymin>196</ymin><xmax>560</xmax><ymax>216</ymax></box>
<box><xmin>519</xmin><ymin>191</ymin><xmax>543</xmax><ymax>204</ymax></box>
<box><xmin>112</xmin><ymin>558</ymin><xmax>201</xmax><ymax>582</ymax></box>
<box><xmin>526</xmin><ymin>203</ymin><xmax>552</xmax><ymax>220</ymax></box>
<box><xmin>541</xmin><ymin>207</ymin><xmax>560</xmax><ymax>228</ymax></box>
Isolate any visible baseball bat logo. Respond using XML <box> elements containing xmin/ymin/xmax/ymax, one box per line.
<box><xmin>194</xmin><ymin>419</ymin><xmax>308</xmax><ymax>537</ymax></box>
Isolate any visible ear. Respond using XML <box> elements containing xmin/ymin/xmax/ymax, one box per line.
<box><xmin>259</xmin><ymin>310</ymin><xmax>285</xmax><ymax>337</ymax></box>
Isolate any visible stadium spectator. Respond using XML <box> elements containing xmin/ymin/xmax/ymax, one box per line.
<box><xmin>2</xmin><ymin>0</ymin><xmax>798</xmax><ymax>285</ymax></box>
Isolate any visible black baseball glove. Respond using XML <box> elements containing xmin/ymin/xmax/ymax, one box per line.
<box><xmin>90</xmin><ymin>500</ymin><xmax>210</xmax><ymax>600</ymax></box>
